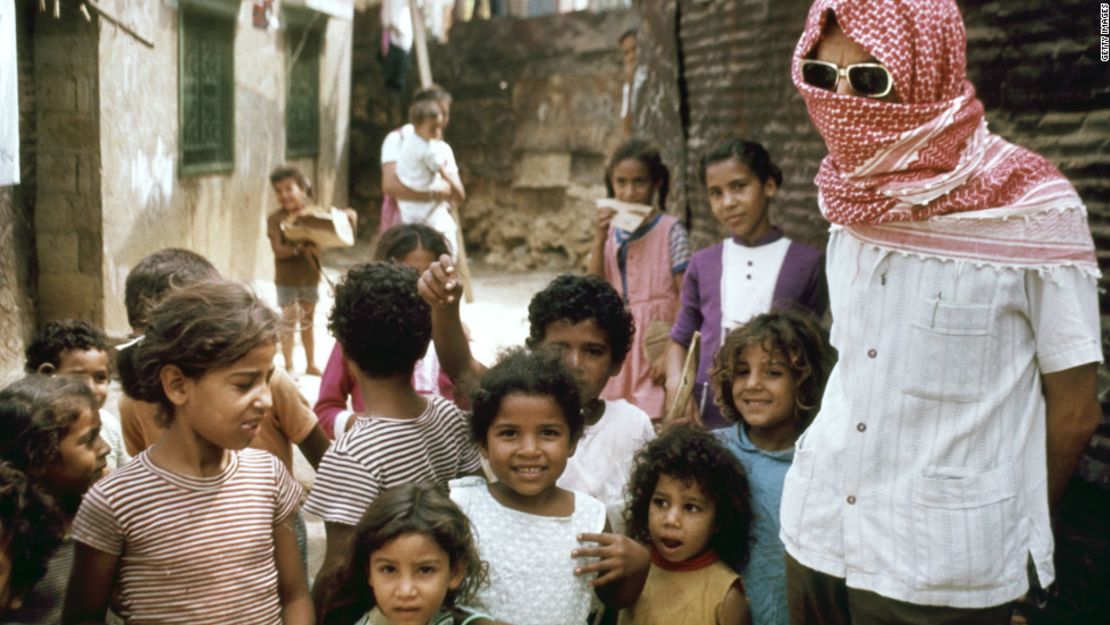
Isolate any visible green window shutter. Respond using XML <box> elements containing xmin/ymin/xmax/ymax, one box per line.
<box><xmin>285</xmin><ymin>21</ymin><xmax>321</xmax><ymax>159</ymax></box>
<box><xmin>179</xmin><ymin>4</ymin><xmax>236</xmax><ymax>175</ymax></box>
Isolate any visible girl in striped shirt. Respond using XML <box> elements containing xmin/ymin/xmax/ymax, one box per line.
<box><xmin>62</xmin><ymin>280</ymin><xmax>312</xmax><ymax>625</ymax></box>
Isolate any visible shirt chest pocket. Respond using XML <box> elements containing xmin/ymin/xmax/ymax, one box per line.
<box><xmin>903</xmin><ymin>298</ymin><xmax>992</xmax><ymax>403</ymax></box>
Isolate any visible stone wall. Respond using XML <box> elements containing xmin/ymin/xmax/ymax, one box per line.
<box><xmin>351</xmin><ymin>8</ymin><xmax>635</xmax><ymax>270</ymax></box>
<box><xmin>0</xmin><ymin>1</ymin><xmax>39</xmax><ymax>385</ymax></box>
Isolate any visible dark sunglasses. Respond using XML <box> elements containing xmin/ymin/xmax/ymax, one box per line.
<box><xmin>800</xmin><ymin>59</ymin><xmax>894</xmax><ymax>98</ymax></box>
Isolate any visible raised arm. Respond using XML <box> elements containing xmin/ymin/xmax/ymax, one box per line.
<box><xmin>586</xmin><ymin>207</ymin><xmax>615</xmax><ymax>277</ymax></box>
<box><xmin>417</xmin><ymin>256</ymin><xmax>487</xmax><ymax>387</ymax></box>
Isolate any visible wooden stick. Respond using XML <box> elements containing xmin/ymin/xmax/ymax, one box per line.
<box><xmin>407</xmin><ymin>0</ymin><xmax>432</xmax><ymax>88</ymax></box>
<box><xmin>449</xmin><ymin>204</ymin><xmax>475</xmax><ymax>303</ymax></box>
<box><xmin>664</xmin><ymin>331</ymin><xmax>700</xmax><ymax>423</ymax></box>
<box><xmin>85</xmin><ymin>0</ymin><xmax>155</xmax><ymax>48</ymax></box>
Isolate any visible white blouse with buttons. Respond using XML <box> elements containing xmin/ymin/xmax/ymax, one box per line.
<box><xmin>720</xmin><ymin>236</ymin><xmax>791</xmax><ymax>336</ymax></box>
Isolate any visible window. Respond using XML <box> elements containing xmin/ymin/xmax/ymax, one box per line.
<box><xmin>179</xmin><ymin>0</ymin><xmax>236</xmax><ymax>175</ymax></box>
<box><xmin>285</xmin><ymin>10</ymin><xmax>323</xmax><ymax>159</ymax></box>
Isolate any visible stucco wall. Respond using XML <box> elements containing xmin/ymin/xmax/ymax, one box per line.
<box><xmin>94</xmin><ymin>1</ymin><xmax>351</xmax><ymax>336</ymax></box>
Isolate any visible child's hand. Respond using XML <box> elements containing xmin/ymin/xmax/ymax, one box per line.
<box><xmin>418</xmin><ymin>254</ymin><xmax>464</xmax><ymax>305</ymax></box>
<box><xmin>572</xmin><ymin>532</ymin><xmax>650</xmax><ymax>587</ymax></box>
<box><xmin>595</xmin><ymin>206</ymin><xmax>616</xmax><ymax>239</ymax></box>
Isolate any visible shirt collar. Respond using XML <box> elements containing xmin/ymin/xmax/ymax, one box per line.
<box><xmin>736</xmin><ymin>422</ymin><xmax>795</xmax><ymax>461</ymax></box>
<box><xmin>730</xmin><ymin>225</ymin><xmax>785</xmax><ymax>248</ymax></box>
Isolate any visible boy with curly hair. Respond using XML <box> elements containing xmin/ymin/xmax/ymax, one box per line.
<box><xmin>24</xmin><ymin>320</ymin><xmax>129</xmax><ymax>470</ymax></box>
<box><xmin>419</xmin><ymin>263</ymin><xmax>655</xmax><ymax>531</ymax></box>
<box><xmin>304</xmin><ymin>262</ymin><xmax>483</xmax><ymax>589</ymax></box>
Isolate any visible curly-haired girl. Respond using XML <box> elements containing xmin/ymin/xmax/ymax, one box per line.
<box><xmin>619</xmin><ymin>425</ymin><xmax>753</xmax><ymax>624</ymax></box>
<box><xmin>708</xmin><ymin>309</ymin><xmax>829</xmax><ymax>625</ymax></box>
<box><xmin>317</xmin><ymin>483</ymin><xmax>492</xmax><ymax>625</ymax></box>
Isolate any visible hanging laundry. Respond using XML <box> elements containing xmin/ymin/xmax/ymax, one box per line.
<box><xmin>0</xmin><ymin>0</ymin><xmax>19</xmax><ymax>186</ymax></box>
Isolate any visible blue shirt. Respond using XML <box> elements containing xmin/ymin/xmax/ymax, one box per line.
<box><xmin>714</xmin><ymin>424</ymin><xmax>793</xmax><ymax>625</ymax></box>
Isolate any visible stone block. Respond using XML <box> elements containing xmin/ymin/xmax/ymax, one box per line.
<box><xmin>39</xmin><ymin>113</ymin><xmax>98</xmax><ymax>151</ymax></box>
<box><xmin>76</xmin><ymin>153</ymin><xmax>101</xmax><ymax>196</ymax></box>
<box><xmin>38</xmin><ymin>272</ymin><xmax>101</xmax><ymax>323</ymax></box>
<box><xmin>40</xmin><ymin>77</ymin><xmax>78</xmax><ymax>112</ymax></box>
<box><xmin>36</xmin><ymin>154</ymin><xmax>78</xmax><ymax>194</ymax></box>
<box><xmin>35</xmin><ymin>193</ymin><xmax>100</xmax><ymax>232</ymax></box>
<box><xmin>512</xmin><ymin>152</ymin><xmax>571</xmax><ymax>189</ymax></box>
<box><xmin>36</xmin><ymin>232</ymin><xmax>80</xmax><ymax>273</ymax></box>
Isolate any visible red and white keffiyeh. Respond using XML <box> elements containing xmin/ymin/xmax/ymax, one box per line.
<box><xmin>793</xmin><ymin>0</ymin><xmax>1098</xmax><ymax>274</ymax></box>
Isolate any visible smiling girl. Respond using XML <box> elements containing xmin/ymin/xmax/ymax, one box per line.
<box><xmin>449</xmin><ymin>349</ymin><xmax>606</xmax><ymax>625</ymax></box>
<box><xmin>709</xmin><ymin>310</ymin><xmax>829</xmax><ymax>625</ymax></box>
<box><xmin>62</xmin><ymin>280</ymin><xmax>311</xmax><ymax>625</ymax></box>
<box><xmin>665</xmin><ymin>139</ymin><xmax>827</xmax><ymax>429</ymax></box>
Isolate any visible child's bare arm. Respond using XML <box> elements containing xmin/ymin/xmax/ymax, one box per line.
<box><xmin>269</xmin><ymin>228</ymin><xmax>301</xmax><ymax>260</ymax></box>
<box><xmin>439</xmin><ymin>166</ymin><xmax>466</xmax><ymax>204</ymax></box>
<box><xmin>61</xmin><ymin>543</ymin><xmax>118</xmax><ymax>625</ymax></box>
<box><xmin>312</xmin><ymin>522</ymin><xmax>355</xmax><ymax>607</ymax></box>
<box><xmin>717</xmin><ymin>581</ymin><xmax>751</xmax><ymax>625</ymax></box>
<box><xmin>296</xmin><ymin>424</ymin><xmax>331</xmax><ymax>471</ymax></box>
<box><xmin>417</xmin><ymin>256</ymin><xmax>487</xmax><ymax>386</ymax></box>
<box><xmin>573</xmin><ymin>531</ymin><xmax>651</xmax><ymax>609</ymax></box>
<box><xmin>383</xmin><ymin>162</ymin><xmax>441</xmax><ymax>202</ymax></box>
<box><xmin>274</xmin><ymin>516</ymin><xmax>314</xmax><ymax>625</ymax></box>
<box><xmin>586</xmin><ymin>207</ymin><xmax>615</xmax><ymax>277</ymax></box>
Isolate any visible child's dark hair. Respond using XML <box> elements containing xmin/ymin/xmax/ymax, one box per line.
<box><xmin>699</xmin><ymin>138</ymin><xmax>783</xmax><ymax>188</ymax></box>
<box><xmin>710</xmin><ymin>309</ymin><xmax>829</xmax><ymax>427</ymax></box>
<box><xmin>0</xmin><ymin>461</ymin><xmax>66</xmax><ymax>604</ymax></box>
<box><xmin>618</xmin><ymin>27</ymin><xmax>637</xmax><ymax>45</ymax></box>
<box><xmin>605</xmin><ymin>138</ymin><xmax>670</xmax><ymax>212</ymax></box>
<box><xmin>328</xmin><ymin>262</ymin><xmax>431</xmax><ymax>378</ymax></box>
<box><xmin>375</xmin><ymin>223</ymin><xmax>450</xmax><ymax>263</ymax></box>
<box><xmin>624</xmin><ymin>426</ymin><xmax>753</xmax><ymax>568</ymax></box>
<box><xmin>24</xmin><ymin>320</ymin><xmax>110</xmax><ymax>374</ymax></box>
<box><xmin>525</xmin><ymin>274</ymin><xmax>634</xmax><ymax>368</ymax></box>
<box><xmin>317</xmin><ymin>483</ymin><xmax>487</xmax><ymax>625</ymax></box>
<box><xmin>117</xmin><ymin>280</ymin><xmax>279</xmax><ymax>426</ymax></box>
<box><xmin>470</xmin><ymin>348</ymin><xmax>584</xmax><ymax>446</ymax></box>
<box><xmin>412</xmin><ymin>83</ymin><xmax>452</xmax><ymax>107</ymax></box>
<box><xmin>0</xmin><ymin>375</ymin><xmax>97</xmax><ymax>474</ymax></box>
<box><xmin>409</xmin><ymin>99</ymin><xmax>442</xmax><ymax>126</ymax></box>
<box><xmin>269</xmin><ymin>163</ymin><xmax>313</xmax><ymax>197</ymax></box>
<box><xmin>125</xmin><ymin>248</ymin><xmax>220</xmax><ymax>330</ymax></box>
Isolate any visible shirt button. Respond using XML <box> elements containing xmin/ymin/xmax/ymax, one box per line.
<box><xmin>856</xmin><ymin>423</ymin><xmax>866</xmax><ymax>432</ymax></box>
<box><xmin>847</xmin><ymin>495</ymin><xmax>857</xmax><ymax>505</ymax></box>
<box><xmin>747</xmin><ymin>274</ymin><xmax>752</xmax><ymax>280</ymax></box>
<box><xmin>867</xmin><ymin>348</ymin><xmax>877</xmax><ymax>358</ymax></box>
<box><xmin>747</xmin><ymin>261</ymin><xmax>753</xmax><ymax>266</ymax></box>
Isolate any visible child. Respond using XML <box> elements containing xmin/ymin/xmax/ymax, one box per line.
<box><xmin>268</xmin><ymin>163</ymin><xmax>323</xmax><ymax>375</ymax></box>
<box><xmin>304</xmin><ymin>262</ymin><xmax>482</xmax><ymax>588</ymax></box>
<box><xmin>317</xmin><ymin>483</ymin><xmax>493</xmax><ymax>625</ymax></box>
<box><xmin>587</xmin><ymin>138</ymin><xmax>690</xmax><ymax>420</ymax></box>
<box><xmin>449</xmin><ymin>349</ymin><xmax>607</xmax><ymax>625</ymax></box>
<box><xmin>118</xmin><ymin>247</ymin><xmax>329</xmax><ymax>471</ymax></box>
<box><xmin>708</xmin><ymin>310</ymin><xmax>828</xmax><ymax>625</ymax></box>
<box><xmin>619</xmin><ymin>426</ymin><xmax>753</xmax><ymax>625</ymax></box>
<box><xmin>0</xmin><ymin>462</ymin><xmax>66</xmax><ymax>617</ymax></box>
<box><xmin>0</xmin><ymin>375</ymin><xmax>108</xmax><ymax>624</ymax></box>
<box><xmin>24</xmin><ymin>319</ymin><xmax>129</xmax><ymax>470</ymax></box>
<box><xmin>395</xmin><ymin>99</ymin><xmax>465</xmax><ymax>257</ymax></box>
<box><xmin>62</xmin><ymin>280</ymin><xmax>312</xmax><ymax>625</ymax></box>
<box><xmin>666</xmin><ymin>139</ymin><xmax>827</xmax><ymax>429</ymax></box>
<box><xmin>315</xmin><ymin>224</ymin><xmax>456</xmax><ymax>438</ymax></box>
<box><xmin>420</xmin><ymin>268</ymin><xmax>654</xmax><ymax>531</ymax></box>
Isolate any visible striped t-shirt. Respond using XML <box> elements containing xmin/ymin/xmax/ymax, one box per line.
<box><xmin>304</xmin><ymin>396</ymin><xmax>482</xmax><ymax>526</ymax></box>
<box><xmin>71</xmin><ymin>448</ymin><xmax>302</xmax><ymax>625</ymax></box>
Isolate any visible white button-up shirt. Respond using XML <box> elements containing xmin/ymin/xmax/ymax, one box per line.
<box><xmin>780</xmin><ymin>227</ymin><xmax>1102</xmax><ymax>609</ymax></box>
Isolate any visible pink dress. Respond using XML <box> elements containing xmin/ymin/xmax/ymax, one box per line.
<box><xmin>601</xmin><ymin>214</ymin><xmax>681</xmax><ymax>418</ymax></box>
